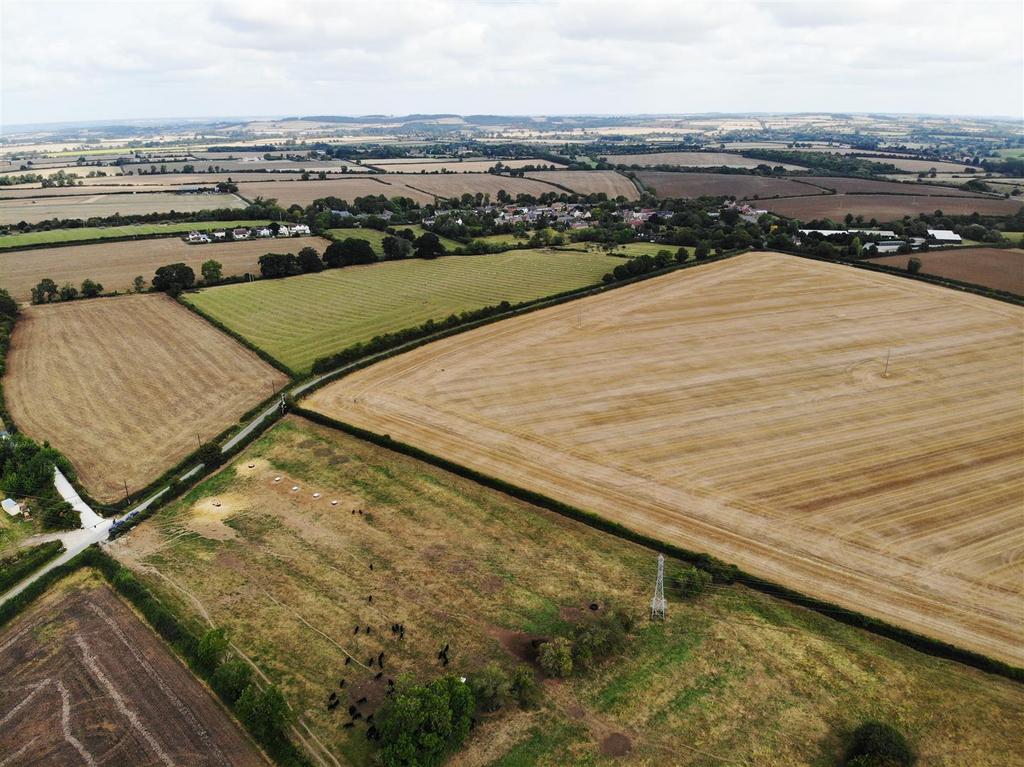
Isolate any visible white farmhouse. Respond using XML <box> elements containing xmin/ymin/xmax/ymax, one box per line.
<box><xmin>291</xmin><ymin>223</ymin><xmax>311</xmax><ymax>235</ymax></box>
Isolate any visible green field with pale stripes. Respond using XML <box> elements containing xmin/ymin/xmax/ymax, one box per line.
<box><xmin>184</xmin><ymin>248</ymin><xmax>622</xmax><ymax>373</ymax></box>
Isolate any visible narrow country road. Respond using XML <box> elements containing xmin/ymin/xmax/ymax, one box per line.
<box><xmin>0</xmin><ymin>469</ymin><xmax>112</xmax><ymax>605</ymax></box>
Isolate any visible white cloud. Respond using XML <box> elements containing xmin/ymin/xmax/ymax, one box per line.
<box><xmin>1</xmin><ymin>0</ymin><xmax>1020</xmax><ymax>125</ymax></box>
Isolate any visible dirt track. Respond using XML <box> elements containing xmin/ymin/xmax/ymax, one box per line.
<box><xmin>308</xmin><ymin>252</ymin><xmax>1024</xmax><ymax>666</ymax></box>
<box><xmin>0</xmin><ymin>573</ymin><xmax>267</xmax><ymax>766</ymax></box>
<box><xmin>5</xmin><ymin>294</ymin><xmax>288</xmax><ymax>502</ymax></box>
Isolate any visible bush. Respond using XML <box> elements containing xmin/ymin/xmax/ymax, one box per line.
<box><xmin>538</xmin><ymin>637</ymin><xmax>573</xmax><ymax>678</ymax></box>
<box><xmin>571</xmin><ymin>609</ymin><xmax>631</xmax><ymax>671</ymax></box>
<box><xmin>377</xmin><ymin>675</ymin><xmax>474</xmax><ymax>767</ymax></box>
<box><xmin>237</xmin><ymin>684</ymin><xmax>291</xmax><ymax>747</ymax></box>
<box><xmin>194</xmin><ymin>442</ymin><xmax>223</xmax><ymax>469</ymax></box>
<box><xmin>196</xmin><ymin>627</ymin><xmax>229</xmax><ymax>674</ymax></box>
<box><xmin>467</xmin><ymin>663</ymin><xmax>510</xmax><ymax>712</ymax></box>
<box><xmin>907</xmin><ymin>257</ymin><xmax>922</xmax><ymax>275</ymax></box>
<box><xmin>844</xmin><ymin>721</ymin><xmax>915</xmax><ymax>767</ymax></box>
<box><xmin>213</xmin><ymin>659</ymin><xmax>252</xmax><ymax>703</ymax></box>
<box><xmin>509</xmin><ymin>665</ymin><xmax>541</xmax><ymax>709</ymax></box>
<box><xmin>671</xmin><ymin>565</ymin><xmax>712</xmax><ymax>599</ymax></box>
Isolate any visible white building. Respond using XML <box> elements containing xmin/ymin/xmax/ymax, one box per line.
<box><xmin>276</xmin><ymin>225</ymin><xmax>291</xmax><ymax>237</ymax></box>
<box><xmin>2</xmin><ymin>498</ymin><xmax>21</xmax><ymax>517</ymax></box>
<box><xmin>256</xmin><ymin>227</ymin><xmax>273</xmax><ymax>238</ymax></box>
<box><xmin>927</xmin><ymin>229</ymin><xmax>962</xmax><ymax>244</ymax></box>
<box><xmin>291</xmin><ymin>223</ymin><xmax>311</xmax><ymax>235</ymax></box>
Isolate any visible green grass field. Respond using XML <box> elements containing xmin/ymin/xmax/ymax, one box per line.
<box><xmin>0</xmin><ymin>220</ymin><xmax>270</xmax><ymax>249</ymax></box>
<box><xmin>327</xmin><ymin>226</ymin><xmax>463</xmax><ymax>254</ymax></box>
<box><xmin>113</xmin><ymin>416</ymin><xmax>1024</xmax><ymax>767</ymax></box>
<box><xmin>184</xmin><ymin>248</ymin><xmax>622</xmax><ymax>373</ymax></box>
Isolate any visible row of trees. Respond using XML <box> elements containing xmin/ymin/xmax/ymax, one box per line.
<box><xmin>30</xmin><ymin>278</ymin><xmax>104</xmax><ymax>304</ymax></box>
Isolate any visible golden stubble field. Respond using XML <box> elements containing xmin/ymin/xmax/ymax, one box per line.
<box><xmin>308</xmin><ymin>252</ymin><xmax>1024</xmax><ymax>665</ymax></box>
<box><xmin>5</xmin><ymin>294</ymin><xmax>288</xmax><ymax>502</ymax></box>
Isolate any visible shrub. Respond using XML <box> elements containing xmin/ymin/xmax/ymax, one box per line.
<box><xmin>538</xmin><ymin>637</ymin><xmax>573</xmax><ymax>678</ymax></box>
<box><xmin>571</xmin><ymin>609</ymin><xmax>631</xmax><ymax>671</ymax></box>
<box><xmin>907</xmin><ymin>257</ymin><xmax>922</xmax><ymax>275</ymax></box>
<box><xmin>377</xmin><ymin>675</ymin><xmax>474</xmax><ymax>767</ymax></box>
<box><xmin>194</xmin><ymin>442</ymin><xmax>223</xmax><ymax>469</ymax></box>
<box><xmin>671</xmin><ymin>565</ymin><xmax>712</xmax><ymax>599</ymax></box>
<box><xmin>237</xmin><ymin>684</ymin><xmax>291</xmax><ymax>747</ymax></box>
<box><xmin>467</xmin><ymin>663</ymin><xmax>510</xmax><ymax>712</ymax></box>
<box><xmin>213</xmin><ymin>659</ymin><xmax>252</xmax><ymax>703</ymax></box>
<box><xmin>196</xmin><ymin>627</ymin><xmax>229</xmax><ymax>674</ymax></box>
<box><xmin>844</xmin><ymin>721</ymin><xmax>915</xmax><ymax>767</ymax></box>
<box><xmin>509</xmin><ymin>665</ymin><xmax>541</xmax><ymax>709</ymax></box>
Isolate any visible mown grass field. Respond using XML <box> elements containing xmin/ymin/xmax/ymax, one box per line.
<box><xmin>326</xmin><ymin>226</ymin><xmax>462</xmax><ymax>254</ymax></box>
<box><xmin>0</xmin><ymin>220</ymin><xmax>270</xmax><ymax>249</ymax></box>
<box><xmin>183</xmin><ymin>249</ymin><xmax>622</xmax><ymax>373</ymax></box>
<box><xmin>110</xmin><ymin>416</ymin><xmax>1024</xmax><ymax>767</ymax></box>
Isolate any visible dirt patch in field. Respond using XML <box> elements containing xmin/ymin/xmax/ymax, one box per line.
<box><xmin>600</xmin><ymin>732</ymin><xmax>633</xmax><ymax>757</ymax></box>
<box><xmin>187</xmin><ymin>493</ymin><xmax>248</xmax><ymax>540</ymax></box>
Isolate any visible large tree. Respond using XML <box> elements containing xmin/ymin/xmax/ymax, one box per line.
<box><xmin>152</xmin><ymin>263</ymin><xmax>195</xmax><ymax>294</ymax></box>
<box><xmin>201</xmin><ymin>259</ymin><xmax>223</xmax><ymax>284</ymax></box>
<box><xmin>377</xmin><ymin>676</ymin><xmax>474</xmax><ymax>767</ymax></box>
<box><xmin>297</xmin><ymin>246</ymin><xmax>324</xmax><ymax>273</ymax></box>
<box><xmin>323</xmin><ymin>238</ymin><xmax>375</xmax><ymax>268</ymax></box>
<box><xmin>414</xmin><ymin>232</ymin><xmax>445</xmax><ymax>260</ymax></box>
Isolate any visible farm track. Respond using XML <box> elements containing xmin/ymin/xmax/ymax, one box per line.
<box><xmin>308</xmin><ymin>252</ymin><xmax>1024</xmax><ymax>665</ymax></box>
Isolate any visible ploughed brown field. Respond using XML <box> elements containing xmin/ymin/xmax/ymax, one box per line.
<box><xmin>604</xmin><ymin>151</ymin><xmax>806</xmax><ymax>170</ymax></box>
<box><xmin>764</xmin><ymin>193</ymin><xmax>1022</xmax><ymax>221</ymax></box>
<box><xmin>872</xmin><ymin>247</ymin><xmax>1024</xmax><ymax>295</ymax></box>
<box><xmin>0</xmin><ymin>571</ymin><xmax>267</xmax><ymax>767</ymax></box>
<box><xmin>5</xmin><ymin>294</ymin><xmax>288</xmax><ymax>502</ymax></box>
<box><xmin>308</xmin><ymin>252</ymin><xmax>1024</xmax><ymax>665</ymax></box>
<box><xmin>0</xmin><ymin>235</ymin><xmax>330</xmax><ymax>302</ymax></box>
<box><xmin>635</xmin><ymin>171</ymin><xmax>827</xmax><ymax>199</ymax></box>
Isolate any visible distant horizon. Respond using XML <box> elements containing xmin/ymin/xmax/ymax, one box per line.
<box><xmin>3</xmin><ymin>110</ymin><xmax>1022</xmax><ymax>136</ymax></box>
<box><xmin>2</xmin><ymin>0</ymin><xmax>1021</xmax><ymax>126</ymax></box>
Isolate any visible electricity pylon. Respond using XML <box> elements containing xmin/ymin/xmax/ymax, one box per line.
<box><xmin>651</xmin><ymin>554</ymin><xmax>666</xmax><ymax>620</ymax></box>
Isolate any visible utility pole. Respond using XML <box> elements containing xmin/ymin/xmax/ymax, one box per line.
<box><xmin>123</xmin><ymin>480</ymin><xmax>130</xmax><ymax>505</ymax></box>
<box><xmin>651</xmin><ymin>554</ymin><xmax>666</xmax><ymax>620</ymax></box>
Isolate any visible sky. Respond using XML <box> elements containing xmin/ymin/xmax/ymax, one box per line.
<box><xmin>1</xmin><ymin>0</ymin><xmax>1022</xmax><ymax>126</ymax></box>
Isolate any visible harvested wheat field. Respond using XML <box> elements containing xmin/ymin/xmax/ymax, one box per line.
<box><xmin>764</xmin><ymin>193</ymin><xmax>1022</xmax><ymax>221</ymax></box>
<box><xmin>397</xmin><ymin>172</ymin><xmax>570</xmax><ymax>200</ymax></box>
<box><xmin>872</xmin><ymin>247</ymin><xmax>1024</xmax><ymax>294</ymax></box>
<box><xmin>0</xmin><ymin>570</ymin><xmax>268</xmax><ymax>767</ymax></box>
<box><xmin>0</xmin><ymin>235</ymin><xmax>329</xmax><ymax>302</ymax></box>
<box><xmin>5</xmin><ymin>294</ymin><xmax>288</xmax><ymax>502</ymax></box>
<box><xmin>234</xmin><ymin>178</ymin><xmax>421</xmax><ymax>206</ymax></box>
<box><xmin>309</xmin><ymin>252</ymin><xmax>1024</xmax><ymax>666</ymax></box>
<box><xmin>525</xmin><ymin>170</ymin><xmax>639</xmax><ymax>199</ymax></box>
<box><xmin>0</xmin><ymin>192</ymin><xmax>245</xmax><ymax>225</ymax></box>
